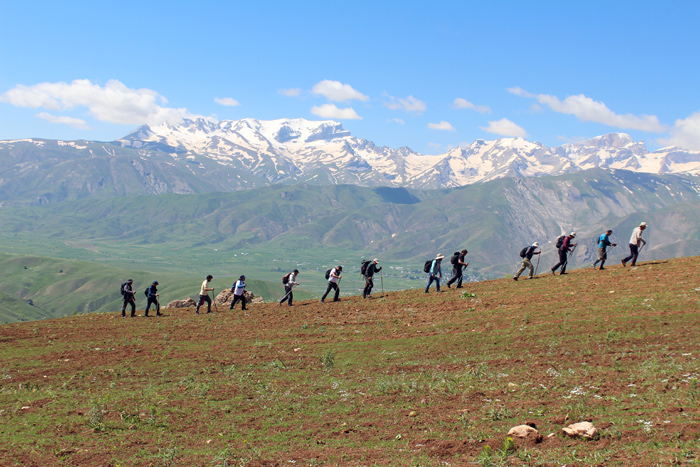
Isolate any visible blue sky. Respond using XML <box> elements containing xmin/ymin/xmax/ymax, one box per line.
<box><xmin>1</xmin><ymin>1</ymin><xmax>700</xmax><ymax>153</ymax></box>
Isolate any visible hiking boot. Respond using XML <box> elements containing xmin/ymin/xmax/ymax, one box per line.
<box><xmin>456</xmin><ymin>286</ymin><xmax>463</xmax><ymax>289</ymax></box>
<box><xmin>320</xmin><ymin>299</ymin><xmax>325</xmax><ymax>303</ymax></box>
<box><xmin>447</xmin><ymin>283</ymin><xmax>451</xmax><ymax>289</ymax></box>
<box><xmin>156</xmin><ymin>313</ymin><xmax>163</xmax><ymax>316</ymax></box>
<box><xmin>551</xmin><ymin>270</ymin><xmax>555</xmax><ymax>276</ymax></box>
<box><xmin>621</xmin><ymin>260</ymin><xmax>627</xmax><ymax>267</ymax></box>
<box><xmin>513</xmin><ymin>276</ymin><xmax>518</xmax><ymax>281</ymax></box>
<box><xmin>599</xmin><ymin>267</ymin><xmax>606</xmax><ymax>270</ymax></box>
<box><xmin>195</xmin><ymin>311</ymin><xmax>200</xmax><ymax>315</ymax></box>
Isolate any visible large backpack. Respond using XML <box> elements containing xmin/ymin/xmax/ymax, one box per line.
<box><xmin>450</xmin><ymin>252</ymin><xmax>460</xmax><ymax>265</ymax></box>
<box><xmin>360</xmin><ymin>260</ymin><xmax>370</xmax><ymax>276</ymax></box>
<box><xmin>120</xmin><ymin>282</ymin><xmax>128</xmax><ymax>296</ymax></box>
<box><xmin>325</xmin><ymin>268</ymin><xmax>332</xmax><ymax>280</ymax></box>
<box><xmin>519</xmin><ymin>247</ymin><xmax>528</xmax><ymax>258</ymax></box>
<box><xmin>144</xmin><ymin>287</ymin><xmax>149</xmax><ymax>297</ymax></box>
<box><xmin>555</xmin><ymin>235</ymin><xmax>565</xmax><ymax>249</ymax></box>
<box><xmin>423</xmin><ymin>260</ymin><xmax>433</xmax><ymax>273</ymax></box>
<box><xmin>282</xmin><ymin>273</ymin><xmax>291</xmax><ymax>284</ymax></box>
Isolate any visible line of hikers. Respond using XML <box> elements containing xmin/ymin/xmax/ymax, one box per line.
<box><xmin>118</xmin><ymin>222</ymin><xmax>648</xmax><ymax>316</ymax></box>
<box><xmin>512</xmin><ymin>221</ymin><xmax>648</xmax><ymax>280</ymax></box>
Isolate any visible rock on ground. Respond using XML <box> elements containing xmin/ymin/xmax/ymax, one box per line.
<box><xmin>507</xmin><ymin>423</ymin><xmax>543</xmax><ymax>443</ymax></box>
<box><xmin>163</xmin><ymin>298</ymin><xmax>196</xmax><ymax>309</ymax></box>
<box><xmin>215</xmin><ymin>289</ymin><xmax>264</xmax><ymax>305</ymax></box>
<box><xmin>562</xmin><ymin>421</ymin><xmax>599</xmax><ymax>439</ymax></box>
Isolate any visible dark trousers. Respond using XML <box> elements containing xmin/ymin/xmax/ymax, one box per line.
<box><xmin>196</xmin><ymin>294</ymin><xmax>211</xmax><ymax>313</ymax></box>
<box><xmin>230</xmin><ymin>294</ymin><xmax>247</xmax><ymax>310</ymax></box>
<box><xmin>552</xmin><ymin>249</ymin><xmax>569</xmax><ymax>273</ymax></box>
<box><xmin>622</xmin><ymin>244</ymin><xmax>639</xmax><ymax>266</ymax></box>
<box><xmin>446</xmin><ymin>267</ymin><xmax>463</xmax><ymax>287</ymax></box>
<box><xmin>425</xmin><ymin>274</ymin><xmax>441</xmax><ymax>292</ymax></box>
<box><xmin>322</xmin><ymin>282</ymin><xmax>340</xmax><ymax>301</ymax></box>
<box><xmin>122</xmin><ymin>296</ymin><xmax>135</xmax><ymax>317</ymax></box>
<box><xmin>145</xmin><ymin>297</ymin><xmax>159</xmax><ymax>316</ymax></box>
<box><xmin>279</xmin><ymin>285</ymin><xmax>293</xmax><ymax>305</ymax></box>
<box><xmin>363</xmin><ymin>277</ymin><xmax>374</xmax><ymax>298</ymax></box>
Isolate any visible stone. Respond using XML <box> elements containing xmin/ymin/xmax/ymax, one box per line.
<box><xmin>562</xmin><ymin>421</ymin><xmax>599</xmax><ymax>439</ymax></box>
<box><xmin>507</xmin><ymin>424</ymin><xmax>541</xmax><ymax>441</ymax></box>
<box><xmin>162</xmin><ymin>298</ymin><xmax>196</xmax><ymax>309</ymax></box>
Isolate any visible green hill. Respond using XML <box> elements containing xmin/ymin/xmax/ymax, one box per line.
<box><xmin>1</xmin><ymin>256</ymin><xmax>698</xmax><ymax>465</ymax></box>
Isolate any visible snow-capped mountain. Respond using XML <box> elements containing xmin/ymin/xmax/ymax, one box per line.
<box><xmin>116</xmin><ymin>118</ymin><xmax>700</xmax><ymax>188</ymax></box>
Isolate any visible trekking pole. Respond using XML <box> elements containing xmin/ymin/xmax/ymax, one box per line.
<box><xmin>535</xmin><ymin>254</ymin><xmax>540</xmax><ymax>276</ymax></box>
<box><xmin>380</xmin><ymin>273</ymin><xmax>384</xmax><ymax>296</ymax></box>
<box><xmin>278</xmin><ymin>288</ymin><xmax>292</xmax><ymax>305</ymax></box>
<box><xmin>212</xmin><ymin>289</ymin><xmax>218</xmax><ymax>312</ymax></box>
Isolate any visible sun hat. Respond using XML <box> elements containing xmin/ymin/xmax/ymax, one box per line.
<box><xmin>640</xmin><ymin>222</ymin><xmax>647</xmax><ymax>227</ymax></box>
<box><xmin>373</xmin><ymin>258</ymin><xmax>379</xmax><ymax>263</ymax></box>
<box><xmin>570</xmin><ymin>232</ymin><xmax>576</xmax><ymax>237</ymax></box>
<box><xmin>436</xmin><ymin>254</ymin><xmax>444</xmax><ymax>260</ymax></box>
<box><xmin>533</xmin><ymin>242</ymin><xmax>539</xmax><ymax>247</ymax></box>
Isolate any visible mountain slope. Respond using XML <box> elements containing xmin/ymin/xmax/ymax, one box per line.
<box><xmin>2</xmin><ymin>119</ymin><xmax>700</xmax><ymax>205</ymax></box>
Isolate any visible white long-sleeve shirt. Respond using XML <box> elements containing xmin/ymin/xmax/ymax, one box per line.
<box><xmin>629</xmin><ymin>227</ymin><xmax>645</xmax><ymax>246</ymax></box>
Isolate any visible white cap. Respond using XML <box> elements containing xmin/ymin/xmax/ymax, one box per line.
<box><xmin>533</xmin><ymin>242</ymin><xmax>539</xmax><ymax>247</ymax></box>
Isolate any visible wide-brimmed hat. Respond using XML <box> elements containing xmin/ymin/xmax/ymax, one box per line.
<box><xmin>373</xmin><ymin>258</ymin><xmax>379</xmax><ymax>263</ymax></box>
<box><xmin>435</xmin><ymin>254</ymin><xmax>444</xmax><ymax>260</ymax></box>
<box><xmin>570</xmin><ymin>232</ymin><xmax>576</xmax><ymax>238</ymax></box>
<box><xmin>532</xmin><ymin>242</ymin><xmax>539</xmax><ymax>247</ymax></box>
<box><xmin>640</xmin><ymin>222</ymin><xmax>647</xmax><ymax>227</ymax></box>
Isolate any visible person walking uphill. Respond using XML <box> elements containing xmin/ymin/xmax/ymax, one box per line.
<box><xmin>446</xmin><ymin>249</ymin><xmax>468</xmax><ymax>288</ymax></box>
<box><xmin>425</xmin><ymin>254</ymin><xmax>444</xmax><ymax>293</ymax></box>
<box><xmin>514</xmin><ymin>243</ymin><xmax>540</xmax><ymax>280</ymax></box>
<box><xmin>120</xmin><ymin>279</ymin><xmax>136</xmax><ymax>318</ymax></box>
<box><xmin>551</xmin><ymin>233</ymin><xmax>577</xmax><ymax>275</ymax></box>
<box><xmin>593</xmin><ymin>230</ymin><xmax>617</xmax><ymax>270</ymax></box>
<box><xmin>622</xmin><ymin>222</ymin><xmax>647</xmax><ymax>267</ymax></box>
<box><xmin>279</xmin><ymin>269</ymin><xmax>299</xmax><ymax>306</ymax></box>
<box><xmin>321</xmin><ymin>266</ymin><xmax>342</xmax><ymax>303</ymax></box>
<box><xmin>363</xmin><ymin>259</ymin><xmax>382</xmax><ymax>298</ymax></box>
<box><xmin>144</xmin><ymin>281</ymin><xmax>161</xmax><ymax>317</ymax></box>
<box><xmin>230</xmin><ymin>275</ymin><xmax>247</xmax><ymax>311</ymax></box>
<box><xmin>195</xmin><ymin>275</ymin><xmax>214</xmax><ymax>314</ymax></box>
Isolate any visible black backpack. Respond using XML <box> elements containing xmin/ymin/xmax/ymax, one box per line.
<box><xmin>120</xmin><ymin>282</ymin><xmax>128</xmax><ymax>296</ymax></box>
<box><xmin>555</xmin><ymin>235</ymin><xmax>565</xmax><ymax>249</ymax></box>
<box><xmin>282</xmin><ymin>273</ymin><xmax>291</xmax><ymax>284</ymax></box>
<box><xmin>519</xmin><ymin>247</ymin><xmax>528</xmax><ymax>258</ymax></box>
<box><xmin>423</xmin><ymin>260</ymin><xmax>433</xmax><ymax>273</ymax></box>
<box><xmin>360</xmin><ymin>260</ymin><xmax>370</xmax><ymax>276</ymax></box>
<box><xmin>325</xmin><ymin>268</ymin><xmax>332</xmax><ymax>280</ymax></box>
<box><xmin>144</xmin><ymin>287</ymin><xmax>149</xmax><ymax>297</ymax></box>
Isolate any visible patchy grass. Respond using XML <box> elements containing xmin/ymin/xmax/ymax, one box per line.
<box><xmin>1</xmin><ymin>257</ymin><xmax>700</xmax><ymax>465</ymax></box>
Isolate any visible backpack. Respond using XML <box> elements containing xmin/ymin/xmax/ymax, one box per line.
<box><xmin>555</xmin><ymin>235</ymin><xmax>565</xmax><ymax>249</ymax></box>
<box><xmin>120</xmin><ymin>282</ymin><xmax>128</xmax><ymax>296</ymax></box>
<box><xmin>282</xmin><ymin>273</ymin><xmax>291</xmax><ymax>284</ymax></box>
<box><xmin>519</xmin><ymin>247</ymin><xmax>528</xmax><ymax>258</ymax></box>
<box><xmin>450</xmin><ymin>252</ymin><xmax>460</xmax><ymax>265</ymax></box>
<box><xmin>325</xmin><ymin>268</ymin><xmax>332</xmax><ymax>280</ymax></box>
<box><xmin>144</xmin><ymin>287</ymin><xmax>149</xmax><ymax>297</ymax></box>
<box><xmin>423</xmin><ymin>260</ymin><xmax>433</xmax><ymax>273</ymax></box>
<box><xmin>360</xmin><ymin>260</ymin><xmax>370</xmax><ymax>276</ymax></box>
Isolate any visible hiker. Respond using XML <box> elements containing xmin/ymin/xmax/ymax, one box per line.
<box><xmin>446</xmin><ymin>249</ymin><xmax>468</xmax><ymax>288</ymax></box>
<box><xmin>321</xmin><ymin>265</ymin><xmax>342</xmax><ymax>303</ymax></box>
<box><xmin>514</xmin><ymin>243</ymin><xmax>540</xmax><ymax>280</ymax></box>
<box><xmin>121</xmin><ymin>279</ymin><xmax>136</xmax><ymax>318</ymax></box>
<box><xmin>144</xmin><ymin>281</ymin><xmax>161</xmax><ymax>317</ymax></box>
<box><xmin>593</xmin><ymin>230</ymin><xmax>617</xmax><ymax>270</ymax></box>
<box><xmin>551</xmin><ymin>233</ymin><xmax>577</xmax><ymax>275</ymax></box>
<box><xmin>622</xmin><ymin>222</ymin><xmax>647</xmax><ymax>267</ymax></box>
<box><xmin>425</xmin><ymin>254</ymin><xmax>444</xmax><ymax>293</ymax></box>
<box><xmin>195</xmin><ymin>275</ymin><xmax>214</xmax><ymax>314</ymax></box>
<box><xmin>230</xmin><ymin>275</ymin><xmax>247</xmax><ymax>310</ymax></box>
<box><xmin>362</xmin><ymin>259</ymin><xmax>382</xmax><ymax>298</ymax></box>
<box><xmin>279</xmin><ymin>269</ymin><xmax>299</xmax><ymax>306</ymax></box>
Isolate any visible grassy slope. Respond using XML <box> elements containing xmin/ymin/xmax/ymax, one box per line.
<box><xmin>1</xmin><ymin>256</ymin><xmax>699</xmax><ymax>465</ymax></box>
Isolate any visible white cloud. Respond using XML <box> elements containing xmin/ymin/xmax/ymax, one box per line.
<box><xmin>279</xmin><ymin>88</ymin><xmax>302</xmax><ymax>97</ymax></box>
<box><xmin>310</xmin><ymin>103</ymin><xmax>362</xmax><ymax>120</ymax></box>
<box><xmin>214</xmin><ymin>97</ymin><xmax>240</xmax><ymax>107</ymax></box>
<box><xmin>36</xmin><ymin>112</ymin><xmax>90</xmax><ymax>129</ymax></box>
<box><xmin>428</xmin><ymin>121</ymin><xmax>455</xmax><ymax>131</ymax></box>
<box><xmin>658</xmin><ymin>112</ymin><xmax>700</xmax><ymax>150</ymax></box>
<box><xmin>480</xmin><ymin>118</ymin><xmax>528</xmax><ymax>137</ymax></box>
<box><xmin>453</xmin><ymin>98</ymin><xmax>491</xmax><ymax>114</ymax></box>
<box><xmin>384</xmin><ymin>94</ymin><xmax>426</xmax><ymax>114</ymax></box>
<box><xmin>508</xmin><ymin>87</ymin><xmax>665</xmax><ymax>132</ymax></box>
<box><xmin>388</xmin><ymin>118</ymin><xmax>405</xmax><ymax>125</ymax></box>
<box><xmin>0</xmin><ymin>79</ymin><xmax>198</xmax><ymax>126</ymax></box>
<box><xmin>312</xmin><ymin>80</ymin><xmax>368</xmax><ymax>102</ymax></box>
